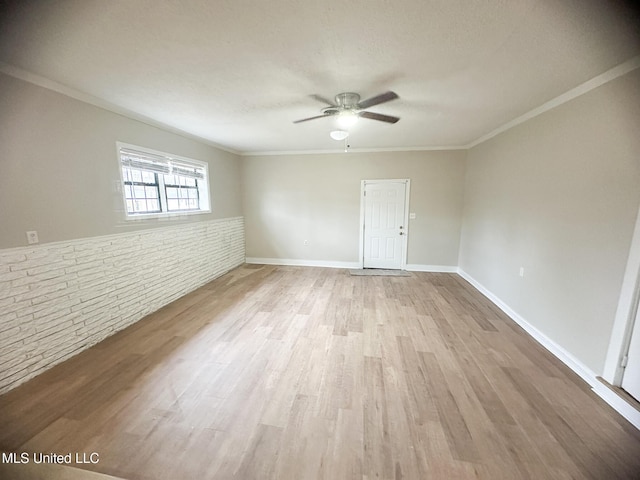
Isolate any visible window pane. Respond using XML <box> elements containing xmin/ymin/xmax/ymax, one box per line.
<box><xmin>145</xmin><ymin>186</ymin><xmax>158</xmax><ymax>198</ymax></box>
<box><xmin>142</xmin><ymin>171</ymin><xmax>155</xmax><ymax>183</ymax></box>
<box><xmin>133</xmin><ymin>185</ymin><xmax>145</xmax><ymax>198</ymax></box>
<box><xmin>120</xmin><ymin>146</ymin><xmax>208</xmax><ymax>216</ymax></box>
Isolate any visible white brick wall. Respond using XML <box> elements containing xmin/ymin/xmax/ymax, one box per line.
<box><xmin>0</xmin><ymin>217</ymin><xmax>245</xmax><ymax>394</ymax></box>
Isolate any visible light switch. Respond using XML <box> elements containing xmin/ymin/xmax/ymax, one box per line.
<box><xmin>409</xmin><ymin>213</ymin><xmax>416</xmax><ymax>219</ymax></box>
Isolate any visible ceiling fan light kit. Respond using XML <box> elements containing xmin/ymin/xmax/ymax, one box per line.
<box><xmin>330</xmin><ymin>130</ymin><xmax>349</xmax><ymax>141</ymax></box>
<box><xmin>336</xmin><ymin>111</ymin><xmax>359</xmax><ymax>128</ymax></box>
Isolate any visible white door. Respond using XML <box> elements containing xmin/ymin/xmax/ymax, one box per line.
<box><xmin>622</xmin><ymin>302</ymin><xmax>640</xmax><ymax>401</ymax></box>
<box><xmin>362</xmin><ymin>180</ymin><xmax>408</xmax><ymax>269</ymax></box>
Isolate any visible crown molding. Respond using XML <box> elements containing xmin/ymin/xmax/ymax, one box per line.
<box><xmin>3</xmin><ymin>54</ymin><xmax>638</xmax><ymax>157</ymax></box>
<box><xmin>239</xmin><ymin>145</ymin><xmax>467</xmax><ymax>156</ymax></box>
<box><xmin>0</xmin><ymin>62</ymin><xmax>240</xmax><ymax>156</ymax></box>
<box><xmin>465</xmin><ymin>55</ymin><xmax>640</xmax><ymax>149</ymax></box>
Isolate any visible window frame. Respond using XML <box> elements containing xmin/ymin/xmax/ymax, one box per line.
<box><xmin>116</xmin><ymin>142</ymin><xmax>211</xmax><ymax>220</ymax></box>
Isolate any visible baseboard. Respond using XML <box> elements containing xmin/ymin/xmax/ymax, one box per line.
<box><xmin>591</xmin><ymin>381</ymin><xmax>640</xmax><ymax>430</ymax></box>
<box><xmin>246</xmin><ymin>260</ymin><xmax>637</xmax><ymax>428</ymax></box>
<box><xmin>245</xmin><ymin>257</ymin><xmax>360</xmax><ymax>269</ymax></box>
<box><xmin>456</xmin><ymin>269</ymin><xmax>598</xmax><ymax>384</ymax></box>
<box><xmin>245</xmin><ymin>259</ymin><xmax>458</xmax><ymax>272</ymax></box>
<box><xmin>405</xmin><ymin>264</ymin><xmax>458</xmax><ymax>273</ymax></box>
<box><xmin>455</xmin><ymin>268</ymin><xmax>640</xmax><ymax>430</ymax></box>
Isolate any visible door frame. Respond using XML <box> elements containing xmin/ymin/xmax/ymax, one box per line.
<box><xmin>358</xmin><ymin>179</ymin><xmax>410</xmax><ymax>270</ymax></box>
<box><xmin>603</xmin><ymin>202</ymin><xmax>640</xmax><ymax>386</ymax></box>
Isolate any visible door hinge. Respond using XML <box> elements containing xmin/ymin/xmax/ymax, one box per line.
<box><xmin>621</xmin><ymin>355</ymin><xmax>629</xmax><ymax>368</ymax></box>
<box><xmin>364</xmin><ymin>190</ymin><xmax>366</xmax><ymax>196</ymax></box>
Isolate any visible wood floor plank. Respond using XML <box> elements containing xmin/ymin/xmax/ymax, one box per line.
<box><xmin>502</xmin><ymin>366</ymin><xmax>620</xmax><ymax>480</ymax></box>
<box><xmin>1</xmin><ymin>265</ymin><xmax>639</xmax><ymax>479</ymax></box>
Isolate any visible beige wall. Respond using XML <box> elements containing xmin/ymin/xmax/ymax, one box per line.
<box><xmin>4</xmin><ymin>62</ymin><xmax>639</xmax><ymax>382</ymax></box>
<box><xmin>241</xmin><ymin>150</ymin><xmax>466</xmax><ymax>267</ymax></box>
<box><xmin>459</xmin><ymin>68</ymin><xmax>640</xmax><ymax>374</ymax></box>
<box><xmin>0</xmin><ymin>73</ymin><xmax>242</xmax><ymax>249</ymax></box>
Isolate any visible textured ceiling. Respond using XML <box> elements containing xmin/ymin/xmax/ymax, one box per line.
<box><xmin>1</xmin><ymin>0</ymin><xmax>639</xmax><ymax>154</ymax></box>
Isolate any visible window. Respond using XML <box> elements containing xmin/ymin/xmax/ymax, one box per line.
<box><xmin>118</xmin><ymin>144</ymin><xmax>210</xmax><ymax>218</ymax></box>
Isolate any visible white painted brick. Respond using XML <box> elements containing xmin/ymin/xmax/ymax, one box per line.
<box><xmin>30</xmin><ymin>291</ymin><xmax>73</xmax><ymax>307</ymax></box>
<box><xmin>34</xmin><ymin>322</ymin><xmax>77</xmax><ymax>344</ymax></box>
<box><xmin>66</xmin><ymin>271</ymin><xmax>109</xmax><ymax>289</ymax></box>
<box><xmin>0</xmin><ymin>282</ymin><xmax>29</xmax><ymax>300</ymax></box>
<box><xmin>0</xmin><ymin>253</ymin><xmax>27</xmax><ymax>264</ymax></box>
<box><xmin>2</xmin><ymin>298</ymin><xmax>33</xmax><ymax>317</ymax></box>
<box><xmin>23</xmin><ymin>249</ymin><xmax>56</xmax><ymax>261</ymax></box>
<box><xmin>100</xmin><ymin>240</ymin><xmax>139</xmax><ymax>253</ymax></box>
<box><xmin>0</xmin><ymin>217</ymin><xmax>244</xmax><ymax>394</ymax></box>
<box><xmin>0</xmin><ymin>270</ymin><xmax>29</xmax><ymax>285</ymax></box>
<box><xmin>0</xmin><ymin>356</ymin><xmax>43</xmax><ymax>384</ymax></box>
<box><xmin>78</xmin><ymin>286</ymin><xmax>118</xmax><ymax>304</ymax></box>
<box><xmin>12</xmin><ymin>281</ymin><xmax>69</xmax><ymax>304</ymax></box>
<box><xmin>74</xmin><ymin>242</ymin><xmax>110</xmax><ymax>253</ymax></box>
<box><xmin>0</xmin><ymin>312</ymin><xmax>21</xmax><ymax>333</ymax></box>
<box><xmin>30</xmin><ymin>324</ymin><xmax>77</xmax><ymax>349</ymax></box>
<box><xmin>0</xmin><ymin>350</ymin><xmax>38</xmax><ymax>372</ymax></box>
<box><xmin>0</xmin><ymin>325</ymin><xmax>23</xmax><ymax>348</ymax></box>
<box><xmin>26</xmin><ymin>245</ymin><xmax>74</xmax><ymax>258</ymax></box>
<box><xmin>18</xmin><ymin>275</ymin><xmax>70</xmax><ymax>292</ymax></box>
<box><xmin>9</xmin><ymin>255</ymin><xmax>68</xmax><ymax>272</ymax></box>
<box><xmin>81</xmin><ymin>309</ymin><xmax>117</xmax><ymax>326</ymax></box>
<box><xmin>74</xmin><ymin>296</ymin><xmax>118</xmax><ymax>315</ymax></box>
<box><xmin>33</xmin><ymin>310</ymin><xmax>81</xmax><ymax>331</ymax></box>
<box><xmin>73</xmin><ymin>324</ymin><xmax>112</xmax><ymax>342</ymax></box>
<box><xmin>64</xmin><ymin>259</ymin><xmax>104</xmax><ymax>274</ymax></box>
<box><xmin>0</xmin><ymin>295</ymin><xmax>17</xmax><ymax>310</ymax></box>
<box><xmin>16</xmin><ymin>297</ymin><xmax>80</xmax><ymax>319</ymax></box>
<box><xmin>25</xmin><ymin>261</ymin><xmax>77</xmax><ymax>277</ymax></box>
<box><xmin>11</xmin><ymin>270</ymin><xmax>69</xmax><ymax>288</ymax></box>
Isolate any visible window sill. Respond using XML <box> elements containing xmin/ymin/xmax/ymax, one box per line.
<box><xmin>123</xmin><ymin>209</ymin><xmax>212</xmax><ymax>222</ymax></box>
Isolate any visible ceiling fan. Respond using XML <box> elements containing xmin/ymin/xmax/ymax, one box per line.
<box><xmin>293</xmin><ymin>91</ymin><xmax>400</xmax><ymax>125</ymax></box>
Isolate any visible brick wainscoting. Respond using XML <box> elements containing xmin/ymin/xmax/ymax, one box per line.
<box><xmin>0</xmin><ymin>217</ymin><xmax>245</xmax><ymax>394</ymax></box>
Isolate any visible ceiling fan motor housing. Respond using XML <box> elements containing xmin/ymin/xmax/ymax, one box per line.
<box><xmin>335</xmin><ymin>92</ymin><xmax>361</xmax><ymax>108</ymax></box>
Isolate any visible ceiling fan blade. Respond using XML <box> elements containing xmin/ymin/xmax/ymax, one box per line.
<box><xmin>357</xmin><ymin>91</ymin><xmax>399</xmax><ymax>110</ymax></box>
<box><xmin>359</xmin><ymin>111</ymin><xmax>400</xmax><ymax>124</ymax></box>
<box><xmin>293</xmin><ymin>114</ymin><xmax>329</xmax><ymax>124</ymax></box>
<box><xmin>310</xmin><ymin>94</ymin><xmax>337</xmax><ymax>106</ymax></box>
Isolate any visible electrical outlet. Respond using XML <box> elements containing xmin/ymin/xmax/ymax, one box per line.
<box><xmin>519</xmin><ymin>267</ymin><xmax>524</xmax><ymax>277</ymax></box>
<box><xmin>26</xmin><ymin>231</ymin><xmax>39</xmax><ymax>245</ymax></box>
<box><xmin>303</xmin><ymin>239</ymin><xmax>309</xmax><ymax>246</ymax></box>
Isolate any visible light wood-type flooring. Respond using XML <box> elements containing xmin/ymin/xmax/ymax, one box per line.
<box><xmin>1</xmin><ymin>264</ymin><xmax>639</xmax><ymax>479</ymax></box>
